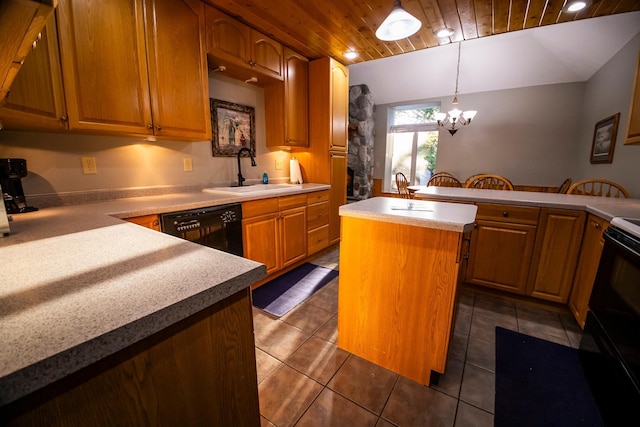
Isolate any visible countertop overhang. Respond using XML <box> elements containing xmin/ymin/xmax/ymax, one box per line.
<box><xmin>340</xmin><ymin>197</ymin><xmax>478</xmax><ymax>233</ymax></box>
<box><xmin>414</xmin><ymin>187</ymin><xmax>640</xmax><ymax>221</ymax></box>
<box><xmin>0</xmin><ymin>183</ymin><xmax>329</xmax><ymax>406</ymax></box>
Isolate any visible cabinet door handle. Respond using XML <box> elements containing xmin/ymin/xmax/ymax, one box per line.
<box><xmin>147</xmin><ymin>124</ymin><xmax>153</xmax><ymax>130</ymax></box>
<box><xmin>502</xmin><ymin>211</ymin><xmax>509</xmax><ymax>217</ymax></box>
<box><xmin>594</xmin><ymin>223</ymin><xmax>601</xmax><ymax>229</ymax></box>
<box><xmin>60</xmin><ymin>116</ymin><xmax>68</xmax><ymax>122</ymax></box>
<box><xmin>156</xmin><ymin>125</ymin><xmax>162</xmax><ymax>131</ymax></box>
<box><xmin>152</xmin><ymin>220</ymin><xmax>159</xmax><ymax>226</ymax></box>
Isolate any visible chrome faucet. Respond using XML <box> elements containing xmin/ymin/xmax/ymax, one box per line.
<box><xmin>237</xmin><ymin>147</ymin><xmax>256</xmax><ymax>186</ymax></box>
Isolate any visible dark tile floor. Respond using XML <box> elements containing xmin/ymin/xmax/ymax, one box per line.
<box><xmin>253</xmin><ymin>247</ymin><xmax>583</xmax><ymax>427</ymax></box>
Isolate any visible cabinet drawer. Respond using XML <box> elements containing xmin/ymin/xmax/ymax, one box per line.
<box><xmin>279</xmin><ymin>194</ymin><xmax>307</xmax><ymax>210</ymax></box>
<box><xmin>307</xmin><ymin>190</ymin><xmax>329</xmax><ymax>205</ymax></box>
<box><xmin>125</xmin><ymin>214</ymin><xmax>161</xmax><ymax>231</ymax></box>
<box><xmin>308</xmin><ymin>225</ymin><xmax>329</xmax><ymax>255</ymax></box>
<box><xmin>307</xmin><ymin>202</ymin><xmax>329</xmax><ymax>230</ymax></box>
<box><xmin>243</xmin><ymin>198</ymin><xmax>279</xmax><ymax>218</ymax></box>
<box><xmin>476</xmin><ymin>203</ymin><xmax>540</xmax><ymax>225</ymax></box>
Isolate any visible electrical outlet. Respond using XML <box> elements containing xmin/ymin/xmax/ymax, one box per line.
<box><xmin>275</xmin><ymin>159</ymin><xmax>283</xmax><ymax>170</ymax></box>
<box><xmin>81</xmin><ymin>156</ymin><xmax>97</xmax><ymax>175</ymax></box>
<box><xmin>183</xmin><ymin>157</ymin><xmax>193</xmax><ymax>172</ymax></box>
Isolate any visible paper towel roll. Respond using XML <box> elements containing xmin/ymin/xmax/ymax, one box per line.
<box><xmin>290</xmin><ymin>158</ymin><xmax>303</xmax><ymax>184</ymax></box>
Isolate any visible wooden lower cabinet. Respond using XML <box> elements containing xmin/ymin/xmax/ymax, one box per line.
<box><xmin>242</xmin><ymin>194</ymin><xmax>307</xmax><ymax>277</ymax></box>
<box><xmin>465</xmin><ymin>204</ymin><xmax>540</xmax><ymax>295</ymax></box>
<box><xmin>528</xmin><ymin>208</ymin><xmax>586</xmax><ymax>303</ymax></box>
<box><xmin>307</xmin><ymin>190</ymin><xmax>330</xmax><ymax>255</ymax></box>
<box><xmin>125</xmin><ymin>213</ymin><xmax>161</xmax><ymax>231</ymax></box>
<box><xmin>569</xmin><ymin>214</ymin><xmax>608</xmax><ymax>328</ymax></box>
<box><xmin>2</xmin><ymin>289</ymin><xmax>260</xmax><ymax>426</ymax></box>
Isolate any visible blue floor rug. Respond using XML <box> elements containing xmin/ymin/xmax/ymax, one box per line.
<box><xmin>495</xmin><ymin>327</ymin><xmax>604</xmax><ymax>427</ymax></box>
<box><xmin>252</xmin><ymin>263</ymin><xmax>338</xmax><ymax>317</ymax></box>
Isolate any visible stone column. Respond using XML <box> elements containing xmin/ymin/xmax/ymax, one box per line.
<box><xmin>348</xmin><ymin>84</ymin><xmax>374</xmax><ymax>200</ymax></box>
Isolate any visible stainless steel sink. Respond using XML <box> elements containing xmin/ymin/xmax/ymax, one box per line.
<box><xmin>203</xmin><ymin>184</ymin><xmax>303</xmax><ymax>194</ymax></box>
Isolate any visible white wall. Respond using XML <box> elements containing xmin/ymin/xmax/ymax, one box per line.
<box><xmin>373</xmin><ymin>83</ymin><xmax>584</xmax><ymax>187</ymax></box>
<box><xmin>360</xmin><ymin>24</ymin><xmax>640</xmax><ymax>196</ymax></box>
<box><xmin>0</xmin><ymin>74</ymin><xmax>292</xmax><ymax>196</ymax></box>
<box><xmin>574</xmin><ymin>34</ymin><xmax>640</xmax><ymax>197</ymax></box>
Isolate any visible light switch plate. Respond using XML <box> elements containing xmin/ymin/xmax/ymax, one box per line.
<box><xmin>275</xmin><ymin>159</ymin><xmax>283</xmax><ymax>170</ymax></box>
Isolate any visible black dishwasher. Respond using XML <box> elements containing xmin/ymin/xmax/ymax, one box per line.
<box><xmin>160</xmin><ymin>203</ymin><xmax>243</xmax><ymax>256</ymax></box>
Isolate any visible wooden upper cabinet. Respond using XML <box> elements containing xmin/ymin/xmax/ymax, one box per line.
<box><xmin>0</xmin><ymin>12</ymin><xmax>67</xmax><ymax>131</ymax></box>
<box><xmin>57</xmin><ymin>0</ymin><xmax>210</xmax><ymax>141</ymax></box>
<box><xmin>283</xmin><ymin>48</ymin><xmax>309</xmax><ymax>147</ymax></box>
<box><xmin>0</xmin><ymin>0</ymin><xmax>56</xmax><ymax>103</ymax></box>
<box><xmin>205</xmin><ymin>6</ymin><xmax>283</xmax><ymax>81</ymax></box>
<box><xmin>264</xmin><ymin>48</ymin><xmax>308</xmax><ymax>148</ymax></box>
<box><xmin>145</xmin><ymin>0</ymin><xmax>211</xmax><ymax>140</ymax></box>
<box><xmin>330</xmin><ymin>61</ymin><xmax>349</xmax><ymax>151</ymax></box>
<box><xmin>625</xmin><ymin>43</ymin><xmax>640</xmax><ymax>145</ymax></box>
<box><xmin>57</xmin><ymin>0</ymin><xmax>152</xmax><ymax>135</ymax></box>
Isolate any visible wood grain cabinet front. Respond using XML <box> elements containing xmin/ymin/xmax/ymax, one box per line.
<box><xmin>465</xmin><ymin>204</ymin><xmax>540</xmax><ymax>295</ymax></box>
<box><xmin>125</xmin><ymin>214</ymin><xmax>161</xmax><ymax>231</ymax></box>
<box><xmin>625</xmin><ymin>44</ymin><xmax>640</xmax><ymax>145</ymax></box>
<box><xmin>56</xmin><ymin>0</ymin><xmax>211</xmax><ymax>141</ymax></box>
<box><xmin>528</xmin><ymin>208</ymin><xmax>586</xmax><ymax>303</ymax></box>
<box><xmin>568</xmin><ymin>214</ymin><xmax>608</xmax><ymax>328</ymax></box>
<box><xmin>204</xmin><ymin>6</ymin><xmax>283</xmax><ymax>81</ymax></box>
<box><xmin>0</xmin><ymin>13</ymin><xmax>67</xmax><ymax>131</ymax></box>
<box><xmin>307</xmin><ymin>190</ymin><xmax>330</xmax><ymax>255</ymax></box>
<box><xmin>242</xmin><ymin>194</ymin><xmax>307</xmax><ymax>277</ymax></box>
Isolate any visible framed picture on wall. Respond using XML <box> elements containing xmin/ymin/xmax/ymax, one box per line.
<box><xmin>211</xmin><ymin>99</ymin><xmax>256</xmax><ymax>157</ymax></box>
<box><xmin>590</xmin><ymin>113</ymin><xmax>620</xmax><ymax>164</ymax></box>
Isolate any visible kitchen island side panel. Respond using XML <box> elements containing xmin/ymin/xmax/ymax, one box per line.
<box><xmin>337</xmin><ymin>215</ymin><xmax>462</xmax><ymax>385</ymax></box>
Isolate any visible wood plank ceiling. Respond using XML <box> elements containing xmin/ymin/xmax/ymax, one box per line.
<box><xmin>204</xmin><ymin>0</ymin><xmax>640</xmax><ymax>64</ymax></box>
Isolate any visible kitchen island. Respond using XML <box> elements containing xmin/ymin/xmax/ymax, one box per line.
<box><xmin>0</xmin><ymin>183</ymin><xmax>328</xmax><ymax>425</ymax></box>
<box><xmin>338</xmin><ymin>197</ymin><xmax>477</xmax><ymax>386</ymax></box>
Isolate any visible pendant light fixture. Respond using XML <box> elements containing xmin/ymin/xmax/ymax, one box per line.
<box><xmin>375</xmin><ymin>0</ymin><xmax>422</xmax><ymax>41</ymax></box>
<box><xmin>435</xmin><ymin>42</ymin><xmax>477</xmax><ymax>136</ymax></box>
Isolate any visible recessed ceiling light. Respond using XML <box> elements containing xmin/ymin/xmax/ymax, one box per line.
<box><xmin>344</xmin><ymin>51</ymin><xmax>359</xmax><ymax>60</ymax></box>
<box><xmin>435</xmin><ymin>28</ymin><xmax>454</xmax><ymax>38</ymax></box>
<box><xmin>563</xmin><ymin>0</ymin><xmax>591</xmax><ymax>13</ymax></box>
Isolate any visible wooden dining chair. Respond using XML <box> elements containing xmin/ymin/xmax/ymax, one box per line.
<box><xmin>395</xmin><ymin>172</ymin><xmax>412</xmax><ymax>199</ymax></box>
<box><xmin>427</xmin><ymin>172</ymin><xmax>463</xmax><ymax>188</ymax></box>
<box><xmin>557</xmin><ymin>178</ymin><xmax>572</xmax><ymax>194</ymax></box>
<box><xmin>464</xmin><ymin>174</ymin><xmax>514</xmax><ymax>190</ymax></box>
<box><xmin>567</xmin><ymin>179</ymin><xmax>630</xmax><ymax>198</ymax></box>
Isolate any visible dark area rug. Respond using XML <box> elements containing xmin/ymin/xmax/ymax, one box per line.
<box><xmin>252</xmin><ymin>263</ymin><xmax>338</xmax><ymax>317</ymax></box>
<box><xmin>495</xmin><ymin>327</ymin><xmax>604</xmax><ymax>427</ymax></box>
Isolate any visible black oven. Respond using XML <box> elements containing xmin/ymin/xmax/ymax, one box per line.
<box><xmin>160</xmin><ymin>203</ymin><xmax>243</xmax><ymax>256</ymax></box>
<box><xmin>579</xmin><ymin>222</ymin><xmax>640</xmax><ymax>425</ymax></box>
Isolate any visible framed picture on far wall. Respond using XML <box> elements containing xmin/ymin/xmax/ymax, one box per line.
<box><xmin>211</xmin><ymin>98</ymin><xmax>256</xmax><ymax>157</ymax></box>
<box><xmin>590</xmin><ymin>113</ymin><xmax>620</xmax><ymax>164</ymax></box>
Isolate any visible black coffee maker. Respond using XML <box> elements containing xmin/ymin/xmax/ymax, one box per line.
<box><xmin>0</xmin><ymin>158</ymin><xmax>38</xmax><ymax>214</ymax></box>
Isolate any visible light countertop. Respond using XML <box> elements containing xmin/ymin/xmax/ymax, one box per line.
<box><xmin>414</xmin><ymin>187</ymin><xmax>640</xmax><ymax>221</ymax></box>
<box><xmin>340</xmin><ymin>197</ymin><xmax>478</xmax><ymax>233</ymax></box>
<box><xmin>0</xmin><ymin>183</ymin><xmax>329</xmax><ymax>406</ymax></box>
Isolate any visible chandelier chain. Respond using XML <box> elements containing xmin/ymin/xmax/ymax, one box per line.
<box><xmin>454</xmin><ymin>42</ymin><xmax>461</xmax><ymax>98</ymax></box>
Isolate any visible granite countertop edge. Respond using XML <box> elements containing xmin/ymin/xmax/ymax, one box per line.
<box><xmin>0</xmin><ymin>183</ymin><xmax>330</xmax><ymax>407</ymax></box>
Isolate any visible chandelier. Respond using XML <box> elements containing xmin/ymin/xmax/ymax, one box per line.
<box><xmin>435</xmin><ymin>42</ymin><xmax>477</xmax><ymax>136</ymax></box>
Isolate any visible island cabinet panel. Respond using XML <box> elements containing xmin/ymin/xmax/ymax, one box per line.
<box><xmin>3</xmin><ymin>289</ymin><xmax>260</xmax><ymax>426</ymax></box>
<box><xmin>528</xmin><ymin>208</ymin><xmax>586</xmax><ymax>303</ymax></box>
<box><xmin>57</xmin><ymin>0</ymin><xmax>211</xmax><ymax>141</ymax></box>
<box><xmin>569</xmin><ymin>214</ymin><xmax>609</xmax><ymax>328</ymax></box>
<box><xmin>338</xmin><ymin>216</ymin><xmax>465</xmax><ymax>385</ymax></box>
<box><xmin>0</xmin><ymin>14</ymin><xmax>67</xmax><ymax>131</ymax></box>
<box><xmin>465</xmin><ymin>204</ymin><xmax>540</xmax><ymax>295</ymax></box>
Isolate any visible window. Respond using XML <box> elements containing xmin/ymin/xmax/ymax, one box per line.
<box><xmin>385</xmin><ymin>103</ymin><xmax>441</xmax><ymax>192</ymax></box>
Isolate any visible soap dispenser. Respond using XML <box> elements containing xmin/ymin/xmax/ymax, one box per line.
<box><xmin>262</xmin><ymin>172</ymin><xmax>268</xmax><ymax>184</ymax></box>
